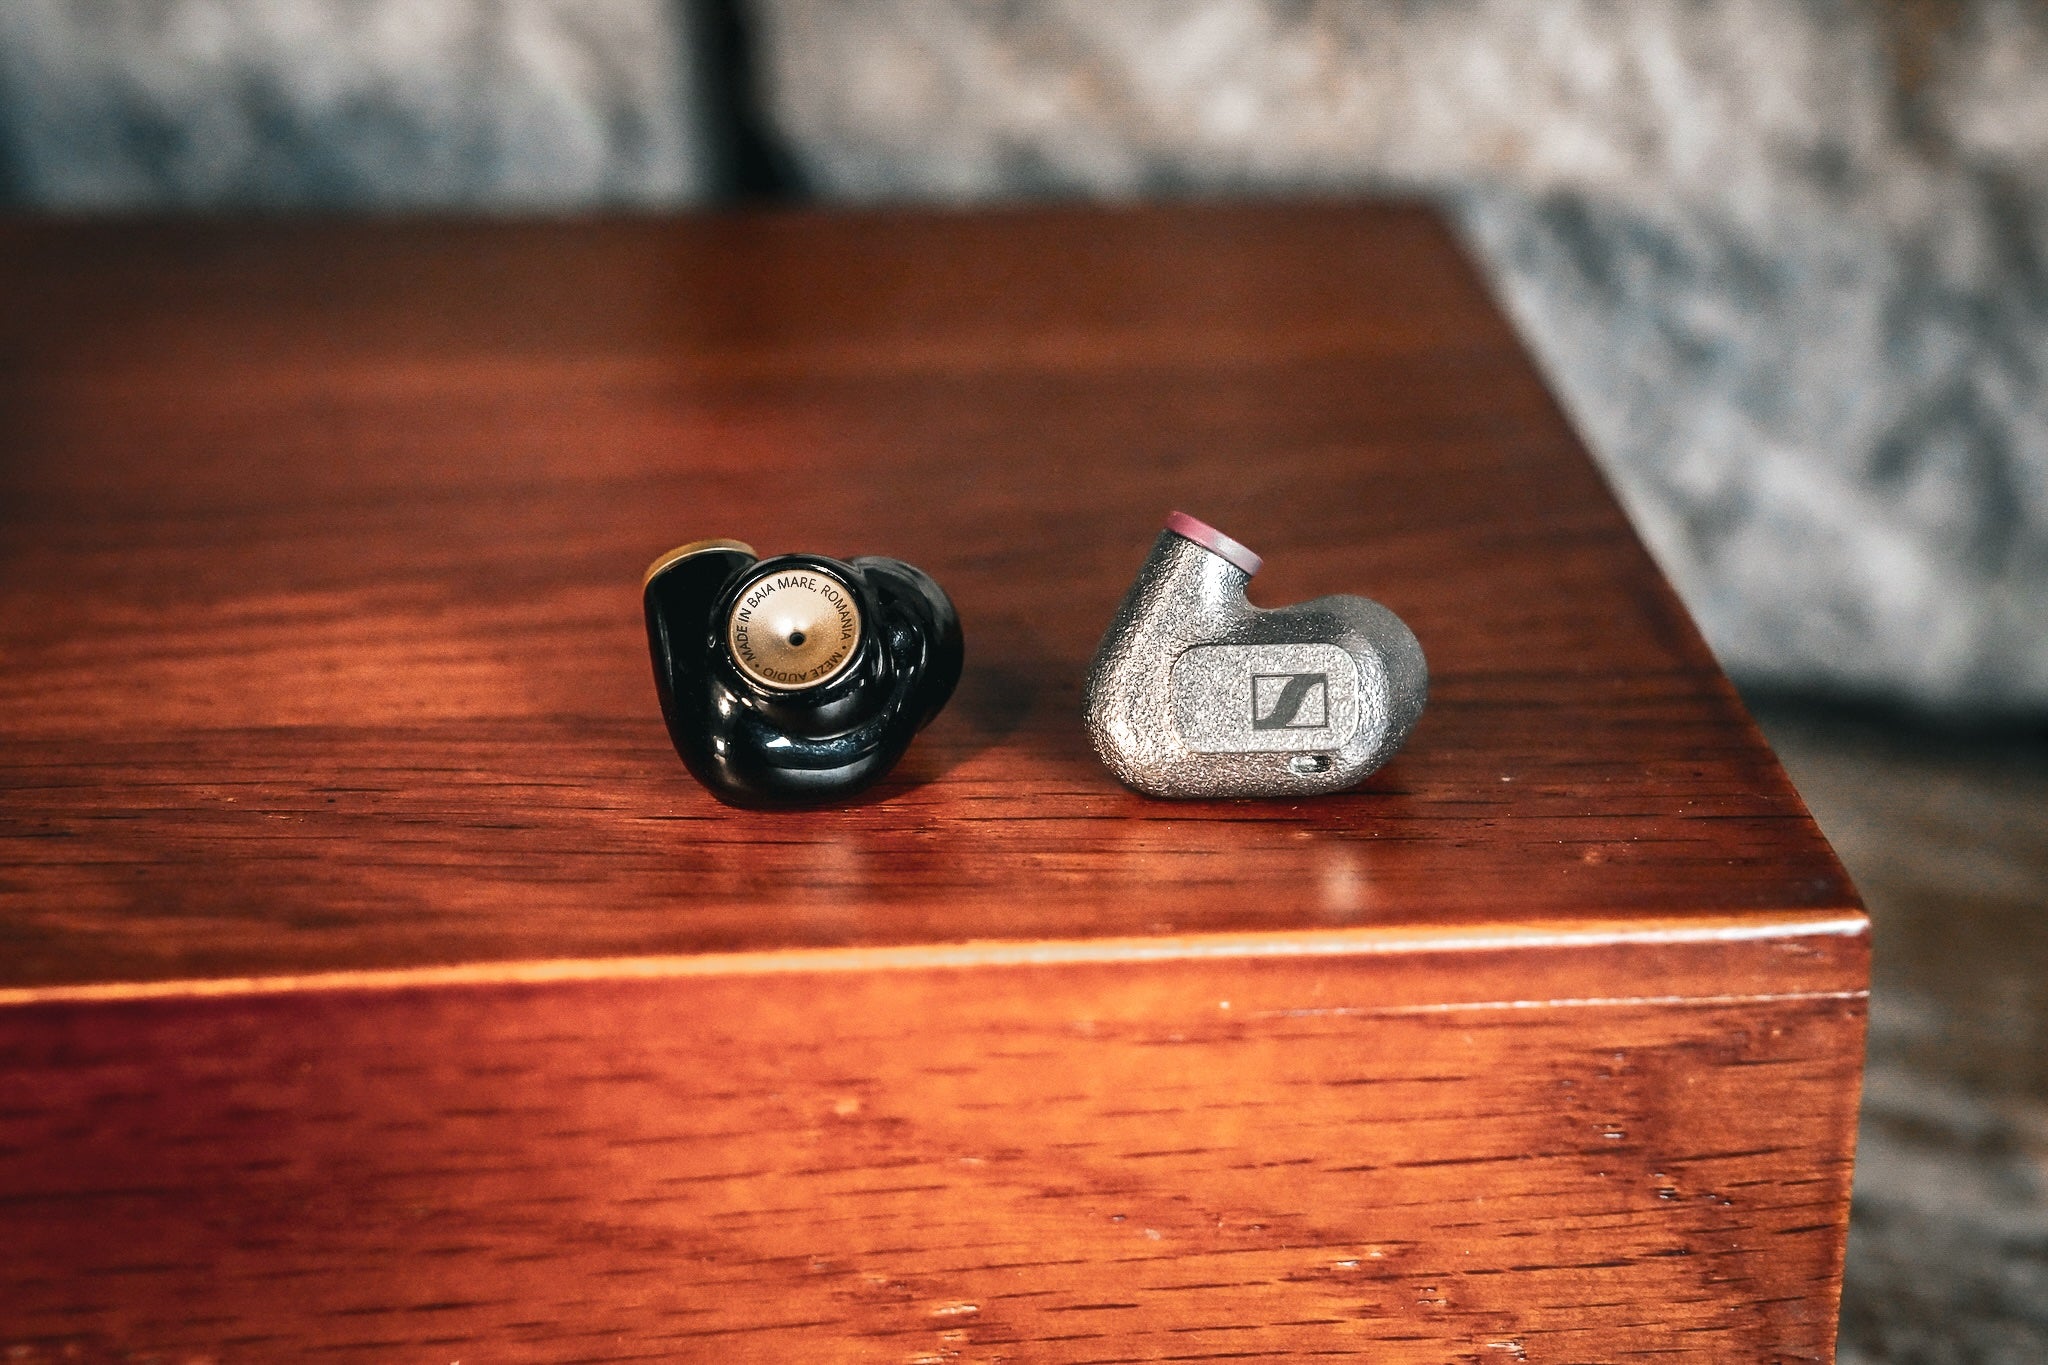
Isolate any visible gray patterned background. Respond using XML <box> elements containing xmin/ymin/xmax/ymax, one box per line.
<box><xmin>0</xmin><ymin>0</ymin><xmax>705</xmax><ymax>207</ymax></box>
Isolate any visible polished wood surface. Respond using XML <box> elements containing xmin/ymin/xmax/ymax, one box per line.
<box><xmin>0</xmin><ymin>205</ymin><xmax>1851</xmax><ymax>987</ymax></box>
<box><xmin>0</xmin><ymin>204</ymin><xmax>1866</xmax><ymax>1361</ymax></box>
<box><xmin>5</xmin><ymin>930</ymin><xmax>1865</xmax><ymax>1362</ymax></box>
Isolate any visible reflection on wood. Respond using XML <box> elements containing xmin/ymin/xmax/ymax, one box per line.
<box><xmin>4</xmin><ymin>930</ymin><xmax>1864</xmax><ymax>1361</ymax></box>
<box><xmin>0</xmin><ymin>204</ymin><xmax>1866</xmax><ymax>1358</ymax></box>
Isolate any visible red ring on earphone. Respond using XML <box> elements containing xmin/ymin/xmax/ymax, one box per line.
<box><xmin>1165</xmin><ymin>511</ymin><xmax>1263</xmax><ymax>577</ymax></box>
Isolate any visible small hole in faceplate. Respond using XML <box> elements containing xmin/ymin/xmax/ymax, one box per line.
<box><xmin>1289</xmin><ymin>754</ymin><xmax>1333</xmax><ymax>775</ymax></box>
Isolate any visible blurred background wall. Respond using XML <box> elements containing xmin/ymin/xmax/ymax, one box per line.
<box><xmin>3</xmin><ymin>0</ymin><xmax>2045</xmax><ymax>721</ymax></box>
<box><xmin>0</xmin><ymin>0</ymin><xmax>708</xmax><ymax>207</ymax></box>
<box><xmin>2</xmin><ymin>5</ymin><xmax>2044</xmax><ymax>1361</ymax></box>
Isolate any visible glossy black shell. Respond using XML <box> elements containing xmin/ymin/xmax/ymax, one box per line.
<box><xmin>644</xmin><ymin>549</ymin><xmax>963</xmax><ymax>807</ymax></box>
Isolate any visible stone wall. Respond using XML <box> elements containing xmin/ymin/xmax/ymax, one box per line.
<box><xmin>0</xmin><ymin>0</ymin><xmax>706</xmax><ymax>207</ymax></box>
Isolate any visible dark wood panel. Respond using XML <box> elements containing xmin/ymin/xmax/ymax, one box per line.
<box><xmin>0</xmin><ymin>204</ymin><xmax>1852</xmax><ymax>989</ymax></box>
<box><xmin>0</xmin><ymin>690</ymin><xmax>1843</xmax><ymax>988</ymax></box>
<box><xmin>0</xmin><ymin>929</ymin><xmax>1866</xmax><ymax>1363</ymax></box>
<box><xmin>0</xmin><ymin>206</ymin><xmax>1520</xmax><ymax>378</ymax></box>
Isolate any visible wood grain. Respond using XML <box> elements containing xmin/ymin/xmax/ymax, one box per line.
<box><xmin>0</xmin><ymin>204</ymin><xmax>1852</xmax><ymax>986</ymax></box>
<box><xmin>2</xmin><ymin>926</ymin><xmax>1864</xmax><ymax>1362</ymax></box>
<box><xmin>0</xmin><ymin>203</ymin><xmax>1866</xmax><ymax>1359</ymax></box>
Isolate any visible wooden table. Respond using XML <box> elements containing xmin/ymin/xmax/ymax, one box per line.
<box><xmin>0</xmin><ymin>204</ymin><xmax>1866</xmax><ymax>1361</ymax></box>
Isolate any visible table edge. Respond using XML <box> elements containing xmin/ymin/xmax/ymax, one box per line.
<box><xmin>0</xmin><ymin>909</ymin><xmax>1870</xmax><ymax>1008</ymax></box>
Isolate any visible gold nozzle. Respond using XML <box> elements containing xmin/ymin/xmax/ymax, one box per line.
<box><xmin>724</xmin><ymin>563</ymin><xmax>863</xmax><ymax>691</ymax></box>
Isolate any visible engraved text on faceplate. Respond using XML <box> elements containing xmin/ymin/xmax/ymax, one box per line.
<box><xmin>1171</xmin><ymin>643</ymin><xmax>1361</xmax><ymax>753</ymax></box>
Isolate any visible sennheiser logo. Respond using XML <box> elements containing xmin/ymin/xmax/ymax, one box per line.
<box><xmin>1172</xmin><ymin>646</ymin><xmax>1356</xmax><ymax>753</ymax></box>
<box><xmin>1251</xmin><ymin>672</ymin><xmax>1330</xmax><ymax>730</ymax></box>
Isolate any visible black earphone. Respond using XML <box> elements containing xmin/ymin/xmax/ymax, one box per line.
<box><xmin>642</xmin><ymin>540</ymin><xmax>963</xmax><ymax>807</ymax></box>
